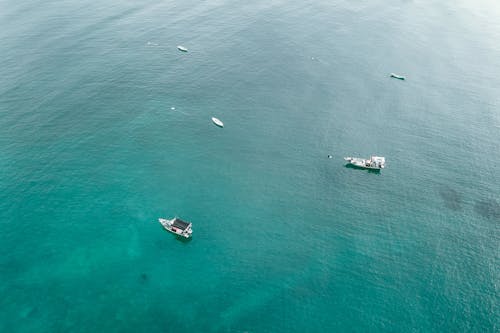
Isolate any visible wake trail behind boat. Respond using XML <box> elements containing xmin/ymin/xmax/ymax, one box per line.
<box><xmin>169</xmin><ymin>107</ymin><xmax>191</xmax><ymax>116</ymax></box>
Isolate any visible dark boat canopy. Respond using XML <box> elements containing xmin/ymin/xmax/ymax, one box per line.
<box><xmin>173</xmin><ymin>218</ymin><xmax>191</xmax><ymax>230</ymax></box>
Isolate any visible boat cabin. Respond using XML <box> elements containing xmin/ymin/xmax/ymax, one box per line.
<box><xmin>370</xmin><ymin>156</ymin><xmax>385</xmax><ymax>168</ymax></box>
<box><xmin>171</xmin><ymin>218</ymin><xmax>191</xmax><ymax>232</ymax></box>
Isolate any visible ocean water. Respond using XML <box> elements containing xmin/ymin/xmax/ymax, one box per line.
<box><xmin>1</xmin><ymin>0</ymin><xmax>499</xmax><ymax>331</ymax></box>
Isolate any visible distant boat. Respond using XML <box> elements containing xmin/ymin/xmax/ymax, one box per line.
<box><xmin>212</xmin><ymin>117</ymin><xmax>224</xmax><ymax>127</ymax></box>
<box><xmin>158</xmin><ymin>217</ymin><xmax>193</xmax><ymax>238</ymax></box>
<box><xmin>344</xmin><ymin>156</ymin><xmax>386</xmax><ymax>170</ymax></box>
<box><xmin>177</xmin><ymin>45</ymin><xmax>188</xmax><ymax>52</ymax></box>
<box><xmin>390</xmin><ymin>73</ymin><xmax>405</xmax><ymax>80</ymax></box>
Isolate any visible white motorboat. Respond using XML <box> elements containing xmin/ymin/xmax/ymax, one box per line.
<box><xmin>158</xmin><ymin>217</ymin><xmax>193</xmax><ymax>238</ymax></box>
<box><xmin>390</xmin><ymin>73</ymin><xmax>405</xmax><ymax>80</ymax></box>
<box><xmin>177</xmin><ymin>45</ymin><xmax>188</xmax><ymax>52</ymax></box>
<box><xmin>212</xmin><ymin>117</ymin><xmax>224</xmax><ymax>127</ymax></box>
<box><xmin>344</xmin><ymin>156</ymin><xmax>386</xmax><ymax>170</ymax></box>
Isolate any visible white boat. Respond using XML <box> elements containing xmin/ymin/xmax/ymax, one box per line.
<box><xmin>158</xmin><ymin>217</ymin><xmax>193</xmax><ymax>238</ymax></box>
<box><xmin>177</xmin><ymin>45</ymin><xmax>188</xmax><ymax>52</ymax></box>
<box><xmin>212</xmin><ymin>117</ymin><xmax>224</xmax><ymax>127</ymax></box>
<box><xmin>390</xmin><ymin>73</ymin><xmax>405</xmax><ymax>80</ymax></box>
<box><xmin>344</xmin><ymin>156</ymin><xmax>386</xmax><ymax>170</ymax></box>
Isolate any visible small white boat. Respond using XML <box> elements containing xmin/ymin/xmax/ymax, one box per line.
<box><xmin>177</xmin><ymin>45</ymin><xmax>188</xmax><ymax>52</ymax></box>
<box><xmin>390</xmin><ymin>73</ymin><xmax>405</xmax><ymax>80</ymax></box>
<box><xmin>212</xmin><ymin>117</ymin><xmax>224</xmax><ymax>127</ymax></box>
<box><xmin>158</xmin><ymin>217</ymin><xmax>193</xmax><ymax>238</ymax></box>
<box><xmin>344</xmin><ymin>156</ymin><xmax>386</xmax><ymax>170</ymax></box>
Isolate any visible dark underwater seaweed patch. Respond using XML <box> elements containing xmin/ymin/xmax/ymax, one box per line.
<box><xmin>474</xmin><ymin>199</ymin><xmax>500</xmax><ymax>220</ymax></box>
<box><xmin>140</xmin><ymin>273</ymin><xmax>149</xmax><ymax>284</ymax></box>
<box><xmin>439</xmin><ymin>187</ymin><xmax>462</xmax><ymax>211</ymax></box>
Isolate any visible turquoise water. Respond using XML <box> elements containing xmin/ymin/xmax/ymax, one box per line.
<box><xmin>1</xmin><ymin>0</ymin><xmax>499</xmax><ymax>331</ymax></box>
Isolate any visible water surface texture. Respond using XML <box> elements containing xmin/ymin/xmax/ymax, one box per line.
<box><xmin>1</xmin><ymin>0</ymin><xmax>499</xmax><ymax>331</ymax></box>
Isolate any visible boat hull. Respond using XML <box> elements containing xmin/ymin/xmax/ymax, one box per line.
<box><xmin>390</xmin><ymin>73</ymin><xmax>405</xmax><ymax>80</ymax></box>
<box><xmin>212</xmin><ymin>117</ymin><xmax>224</xmax><ymax>127</ymax></box>
<box><xmin>345</xmin><ymin>162</ymin><xmax>382</xmax><ymax>171</ymax></box>
<box><xmin>164</xmin><ymin>227</ymin><xmax>192</xmax><ymax>238</ymax></box>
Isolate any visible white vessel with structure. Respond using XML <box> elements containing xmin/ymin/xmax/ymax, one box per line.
<box><xmin>212</xmin><ymin>117</ymin><xmax>224</xmax><ymax>127</ymax></box>
<box><xmin>344</xmin><ymin>156</ymin><xmax>386</xmax><ymax>170</ymax></box>
<box><xmin>177</xmin><ymin>45</ymin><xmax>188</xmax><ymax>52</ymax></box>
<box><xmin>158</xmin><ymin>217</ymin><xmax>193</xmax><ymax>238</ymax></box>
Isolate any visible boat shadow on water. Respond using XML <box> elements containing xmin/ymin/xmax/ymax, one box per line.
<box><xmin>168</xmin><ymin>231</ymin><xmax>193</xmax><ymax>243</ymax></box>
<box><xmin>344</xmin><ymin>163</ymin><xmax>382</xmax><ymax>174</ymax></box>
<box><xmin>156</xmin><ymin>226</ymin><xmax>193</xmax><ymax>244</ymax></box>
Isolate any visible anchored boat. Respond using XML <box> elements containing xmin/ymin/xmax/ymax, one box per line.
<box><xmin>177</xmin><ymin>45</ymin><xmax>188</xmax><ymax>52</ymax></box>
<box><xmin>390</xmin><ymin>73</ymin><xmax>405</xmax><ymax>80</ymax></box>
<box><xmin>158</xmin><ymin>217</ymin><xmax>193</xmax><ymax>238</ymax></box>
<box><xmin>344</xmin><ymin>156</ymin><xmax>386</xmax><ymax>170</ymax></box>
<box><xmin>212</xmin><ymin>117</ymin><xmax>224</xmax><ymax>127</ymax></box>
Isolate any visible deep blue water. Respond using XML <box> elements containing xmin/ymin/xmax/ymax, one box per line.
<box><xmin>1</xmin><ymin>0</ymin><xmax>499</xmax><ymax>331</ymax></box>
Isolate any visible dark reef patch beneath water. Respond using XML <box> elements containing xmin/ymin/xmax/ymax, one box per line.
<box><xmin>474</xmin><ymin>199</ymin><xmax>500</xmax><ymax>221</ymax></box>
<box><xmin>439</xmin><ymin>187</ymin><xmax>463</xmax><ymax>211</ymax></box>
